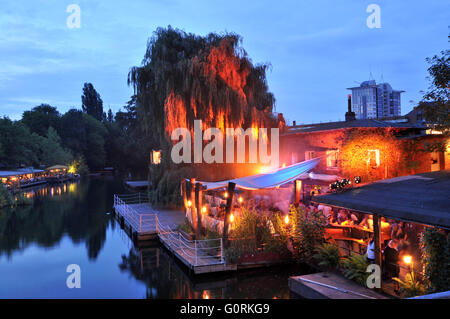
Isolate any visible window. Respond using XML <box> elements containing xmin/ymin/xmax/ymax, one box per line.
<box><xmin>305</xmin><ymin>151</ymin><xmax>315</xmax><ymax>161</ymax></box>
<box><xmin>367</xmin><ymin>149</ymin><xmax>380</xmax><ymax>167</ymax></box>
<box><xmin>326</xmin><ymin>150</ymin><xmax>339</xmax><ymax>169</ymax></box>
<box><xmin>151</xmin><ymin>150</ymin><xmax>162</xmax><ymax>165</ymax></box>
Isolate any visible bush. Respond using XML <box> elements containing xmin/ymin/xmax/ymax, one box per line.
<box><xmin>314</xmin><ymin>243</ymin><xmax>341</xmax><ymax>271</ymax></box>
<box><xmin>291</xmin><ymin>205</ymin><xmax>327</xmax><ymax>263</ymax></box>
<box><xmin>420</xmin><ymin>227</ymin><xmax>450</xmax><ymax>293</ymax></box>
<box><xmin>0</xmin><ymin>185</ymin><xmax>14</xmax><ymax>208</ymax></box>
<box><xmin>225</xmin><ymin>208</ymin><xmax>289</xmax><ymax>262</ymax></box>
<box><xmin>393</xmin><ymin>271</ymin><xmax>426</xmax><ymax>297</ymax></box>
<box><xmin>341</xmin><ymin>253</ymin><xmax>369</xmax><ymax>286</ymax></box>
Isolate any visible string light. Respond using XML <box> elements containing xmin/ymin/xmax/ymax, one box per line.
<box><xmin>238</xmin><ymin>196</ymin><xmax>243</xmax><ymax>203</ymax></box>
<box><xmin>284</xmin><ymin>215</ymin><xmax>289</xmax><ymax>224</ymax></box>
<box><xmin>229</xmin><ymin>213</ymin><xmax>234</xmax><ymax>222</ymax></box>
<box><xmin>187</xmin><ymin>200</ymin><xmax>192</xmax><ymax>207</ymax></box>
<box><xmin>224</xmin><ymin>192</ymin><xmax>229</xmax><ymax>198</ymax></box>
<box><xmin>202</xmin><ymin>206</ymin><xmax>207</xmax><ymax>213</ymax></box>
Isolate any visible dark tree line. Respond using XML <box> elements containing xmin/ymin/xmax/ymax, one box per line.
<box><xmin>0</xmin><ymin>83</ymin><xmax>149</xmax><ymax>175</ymax></box>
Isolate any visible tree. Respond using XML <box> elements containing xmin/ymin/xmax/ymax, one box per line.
<box><xmin>60</xmin><ymin>109</ymin><xmax>87</xmax><ymax>156</ymax></box>
<box><xmin>106</xmin><ymin>109</ymin><xmax>114</xmax><ymax>123</ymax></box>
<box><xmin>418</xmin><ymin>49</ymin><xmax>450</xmax><ymax>132</ymax></box>
<box><xmin>81</xmin><ymin>83</ymin><xmax>104</xmax><ymax>121</ymax></box>
<box><xmin>40</xmin><ymin>127</ymin><xmax>73</xmax><ymax>166</ymax></box>
<box><xmin>0</xmin><ymin>117</ymin><xmax>41</xmax><ymax>167</ymax></box>
<box><xmin>82</xmin><ymin>113</ymin><xmax>107</xmax><ymax>169</ymax></box>
<box><xmin>128</xmin><ymin>26</ymin><xmax>281</xmax><ymax>204</ymax></box>
<box><xmin>21</xmin><ymin>104</ymin><xmax>61</xmax><ymax>136</ymax></box>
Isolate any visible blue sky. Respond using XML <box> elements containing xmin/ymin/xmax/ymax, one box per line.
<box><xmin>0</xmin><ymin>0</ymin><xmax>448</xmax><ymax>124</ymax></box>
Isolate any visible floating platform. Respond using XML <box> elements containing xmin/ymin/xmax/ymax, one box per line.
<box><xmin>125</xmin><ymin>180</ymin><xmax>149</xmax><ymax>190</ymax></box>
<box><xmin>289</xmin><ymin>272</ymin><xmax>389</xmax><ymax>299</ymax></box>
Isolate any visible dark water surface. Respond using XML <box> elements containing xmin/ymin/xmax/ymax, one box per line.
<box><xmin>0</xmin><ymin>177</ymin><xmax>307</xmax><ymax>299</ymax></box>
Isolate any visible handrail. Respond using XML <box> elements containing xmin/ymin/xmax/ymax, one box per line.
<box><xmin>113</xmin><ymin>193</ymin><xmax>224</xmax><ymax>266</ymax></box>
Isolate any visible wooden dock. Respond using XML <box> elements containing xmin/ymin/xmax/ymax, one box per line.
<box><xmin>113</xmin><ymin>193</ymin><xmax>233</xmax><ymax>274</ymax></box>
<box><xmin>289</xmin><ymin>272</ymin><xmax>389</xmax><ymax>299</ymax></box>
<box><xmin>125</xmin><ymin>180</ymin><xmax>149</xmax><ymax>190</ymax></box>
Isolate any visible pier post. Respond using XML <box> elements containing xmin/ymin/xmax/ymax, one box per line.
<box><xmin>373</xmin><ymin>213</ymin><xmax>383</xmax><ymax>289</ymax></box>
<box><xmin>222</xmin><ymin>182</ymin><xmax>236</xmax><ymax>248</ymax></box>
<box><xmin>195</xmin><ymin>182</ymin><xmax>202</xmax><ymax>237</ymax></box>
<box><xmin>190</xmin><ymin>178</ymin><xmax>198</xmax><ymax>238</ymax></box>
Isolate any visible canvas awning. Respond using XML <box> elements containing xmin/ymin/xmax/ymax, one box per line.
<box><xmin>197</xmin><ymin>157</ymin><xmax>322</xmax><ymax>190</ymax></box>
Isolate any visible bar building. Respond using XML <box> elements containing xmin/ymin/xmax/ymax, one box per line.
<box><xmin>347</xmin><ymin>80</ymin><xmax>403</xmax><ymax>119</ymax></box>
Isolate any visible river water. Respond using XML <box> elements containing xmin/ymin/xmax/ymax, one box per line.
<box><xmin>0</xmin><ymin>177</ymin><xmax>308</xmax><ymax>299</ymax></box>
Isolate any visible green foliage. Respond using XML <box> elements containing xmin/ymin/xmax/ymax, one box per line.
<box><xmin>0</xmin><ymin>185</ymin><xmax>14</xmax><ymax>208</ymax></box>
<box><xmin>313</xmin><ymin>243</ymin><xmax>341</xmax><ymax>271</ymax></box>
<box><xmin>393</xmin><ymin>271</ymin><xmax>426</xmax><ymax>297</ymax></box>
<box><xmin>82</xmin><ymin>113</ymin><xmax>108</xmax><ymax>169</ymax></box>
<box><xmin>21</xmin><ymin>104</ymin><xmax>61</xmax><ymax>136</ymax></box>
<box><xmin>40</xmin><ymin>127</ymin><xmax>73</xmax><ymax>166</ymax></box>
<box><xmin>341</xmin><ymin>253</ymin><xmax>369</xmax><ymax>286</ymax></box>
<box><xmin>418</xmin><ymin>49</ymin><xmax>450</xmax><ymax>131</ymax></box>
<box><xmin>225</xmin><ymin>208</ymin><xmax>285</xmax><ymax>263</ymax></box>
<box><xmin>291</xmin><ymin>205</ymin><xmax>327</xmax><ymax>262</ymax></box>
<box><xmin>0</xmin><ymin>117</ymin><xmax>41</xmax><ymax>167</ymax></box>
<box><xmin>69</xmin><ymin>156</ymin><xmax>89</xmax><ymax>176</ymax></box>
<box><xmin>82</xmin><ymin>83</ymin><xmax>104</xmax><ymax>122</ymax></box>
<box><xmin>420</xmin><ymin>227</ymin><xmax>450</xmax><ymax>293</ymax></box>
<box><xmin>177</xmin><ymin>218</ymin><xmax>194</xmax><ymax>234</ymax></box>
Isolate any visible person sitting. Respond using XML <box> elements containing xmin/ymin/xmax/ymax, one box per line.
<box><xmin>337</xmin><ymin>209</ymin><xmax>348</xmax><ymax>224</ymax></box>
<box><xmin>366</xmin><ymin>234</ymin><xmax>375</xmax><ymax>264</ymax></box>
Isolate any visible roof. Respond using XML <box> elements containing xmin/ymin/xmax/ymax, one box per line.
<box><xmin>46</xmin><ymin>165</ymin><xmax>68</xmax><ymax>170</ymax></box>
<box><xmin>283</xmin><ymin>119</ymin><xmax>426</xmax><ymax>135</ymax></box>
<box><xmin>196</xmin><ymin>157</ymin><xmax>321</xmax><ymax>190</ymax></box>
<box><xmin>0</xmin><ymin>169</ymin><xmax>44</xmax><ymax>177</ymax></box>
<box><xmin>312</xmin><ymin>170</ymin><xmax>450</xmax><ymax>229</ymax></box>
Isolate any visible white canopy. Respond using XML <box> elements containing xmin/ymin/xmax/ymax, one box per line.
<box><xmin>197</xmin><ymin>157</ymin><xmax>322</xmax><ymax>190</ymax></box>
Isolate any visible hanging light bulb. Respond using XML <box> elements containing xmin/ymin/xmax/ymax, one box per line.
<box><xmin>238</xmin><ymin>196</ymin><xmax>243</xmax><ymax>203</ymax></box>
<box><xmin>229</xmin><ymin>213</ymin><xmax>234</xmax><ymax>222</ymax></box>
<box><xmin>202</xmin><ymin>206</ymin><xmax>207</xmax><ymax>214</ymax></box>
<box><xmin>284</xmin><ymin>215</ymin><xmax>289</xmax><ymax>224</ymax></box>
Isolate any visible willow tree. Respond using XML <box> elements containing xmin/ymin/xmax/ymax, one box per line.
<box><xmin>128</xmin><ymin>26</ymin><xmax>282</xmax><ymax>205</ymax></box>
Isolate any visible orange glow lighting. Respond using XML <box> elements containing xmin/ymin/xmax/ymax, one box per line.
<box><xmin>403</xmin><ymin>255</ymin><xmax>412</xmax><ymax>265</ymax></box>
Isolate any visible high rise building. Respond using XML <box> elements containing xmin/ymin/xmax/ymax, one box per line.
<box><xmin>347</xmin><ymin>80</ymin><xmax>404</xmax><ymax>119</ymax></box>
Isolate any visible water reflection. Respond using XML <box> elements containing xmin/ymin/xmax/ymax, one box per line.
<box><xmin>119</xmin><ymin>244</ymin><xmax>310</xmax><ymax>299</ymax></box>
<box><xmin>0</xmin><ymin>178</ymin><xmax>113</xmax><ymax>261</ymax></box>
<box><xmin>0</xmin><ymin>177</ymin><xmax>309</xmax><ymax>298</ymax></box>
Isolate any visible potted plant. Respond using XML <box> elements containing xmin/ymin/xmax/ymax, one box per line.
<box><xmin>313</xmin><ymin>243</ymin><xmax>341</xmax><ymax>276</ymax></box>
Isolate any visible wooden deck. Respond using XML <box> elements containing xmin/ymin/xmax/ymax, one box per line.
<box><xmin>289</xmin><ymin>272</ymin><xmax>390</xmax><ymax>299</ymax></box>
<box><xmin>113</xmin><ymin>193</ymin><xmax>232</xmax><ymax>274</ymax></box>
<box><xmin>125</xmin><ymin>180</ymin><xmax>149</xmax><ymax>189</ymax></box>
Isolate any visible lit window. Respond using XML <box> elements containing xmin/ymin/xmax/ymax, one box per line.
<box><xmin>367</xmin><ymin>150</ymin><xmax>380</xmax><ymax>167</ymax></box>
<box><xmin>326</xmin><ymin>150</ymin><xmax>339</xmax><ymax>169</ymax></box>
<box><xmin>151</xmin><ymin>150</ymin><xmax>162</xmax><ymax>165</ymax></box>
